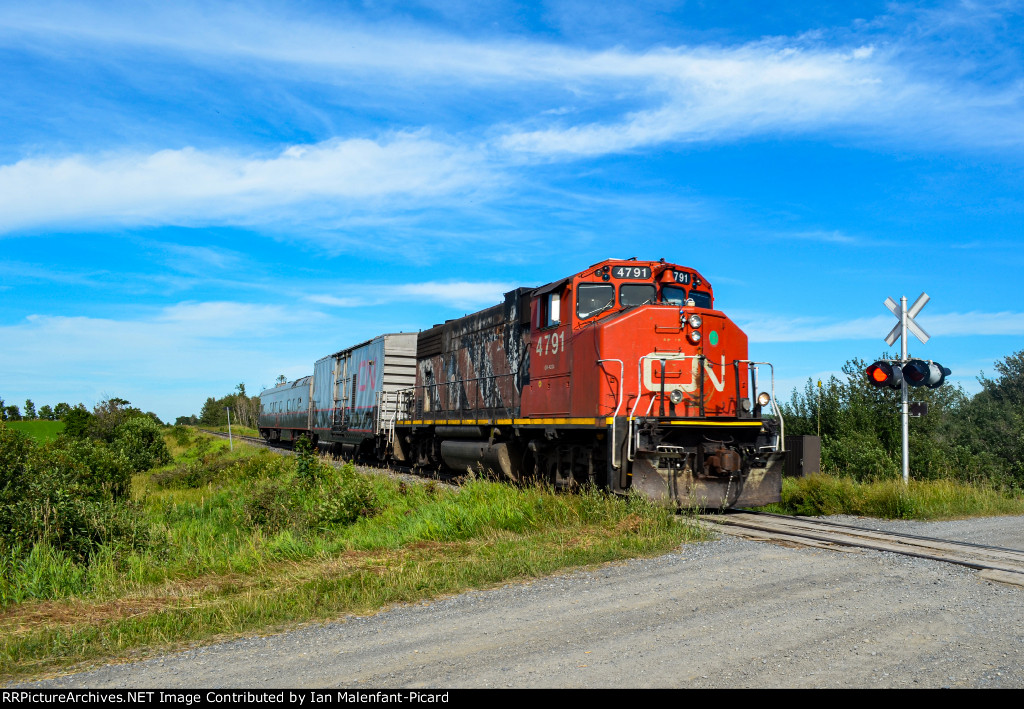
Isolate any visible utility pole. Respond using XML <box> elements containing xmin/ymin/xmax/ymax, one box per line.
<box><xmin>226</xmin><ymin>406</ymin><xmax>233</xmax><ymax>451</ymax></box>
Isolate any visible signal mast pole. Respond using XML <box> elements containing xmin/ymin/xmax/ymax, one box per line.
<box><xmin>869</xmin><ymin>292</ymin><xmax>949</xmax><ymax>486</ymax></box>
<box><xmin>900</xmin><ymin>296</ymin><xmax>909</xmax><ymax>484</ymax></box>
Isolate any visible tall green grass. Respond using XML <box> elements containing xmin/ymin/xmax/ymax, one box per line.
<box><xmin>764</xmin><ymin>474</ymin><xmax>1024</xmax><ymax>520</ymax></box>
<box><xmin>0</xmin><ymin>432</ymin><xmax>702</xmax><ymax>680</ymax></box>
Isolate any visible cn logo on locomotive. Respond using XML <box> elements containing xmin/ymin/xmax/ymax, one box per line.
<box><xmin>641</xmin><ymin>353</ymin><xmax>727</xmax><ymax>393</ymax></box>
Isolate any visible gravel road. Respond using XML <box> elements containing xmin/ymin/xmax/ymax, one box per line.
<box><xmin>20</xmin><ymin>515</ymin><xmax>1024</xmax><ymax>689</ymax></box>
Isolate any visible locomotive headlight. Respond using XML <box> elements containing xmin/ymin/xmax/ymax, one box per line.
<box><xmin>687</xmin><ymin>314</ymin><xmax>702</xmax><ymax>329</ymax></box>
<box><xmin>688</xmin><ymin>330</ymin><xmax>701</xmax><ymax>344</ymax></box>
<box><xmin>757</xmin><ymin>392</ymin><xmax>771</xmax><ymax>407</ymax></box>
<box><xmin>669</xmin><ymin>388</ymin><xmax>684</xmax><ymax>404</ymax></box>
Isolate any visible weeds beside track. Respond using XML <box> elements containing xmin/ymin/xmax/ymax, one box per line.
<box><xmin>0</xmin><ymin>429</ymin><xmax>705</xmax><ymax>681</ymax></box>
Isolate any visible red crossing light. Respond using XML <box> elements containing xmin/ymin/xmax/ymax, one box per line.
<box><xmin>865</xmin><ymin>361</ymin><xmax>903</xmax><ymax>389</ymax></box>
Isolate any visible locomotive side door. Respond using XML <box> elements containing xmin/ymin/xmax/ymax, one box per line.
<box><xmin>522</xmin><ymin>285</ymin><xmax>572</xmax><ymax>416</ymax></box>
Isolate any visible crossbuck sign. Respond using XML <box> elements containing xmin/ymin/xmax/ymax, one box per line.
<box><xmin>885</xmin><ymin>293</ymin><xmax>930</xmax><ymax>346</ymax></box>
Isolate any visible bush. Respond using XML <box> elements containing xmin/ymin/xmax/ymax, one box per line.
<box><xmin>171</xmin><ymin>425</ymin><xmax>194</xmax><ymax>447</ymax></box>
<box><xmin>243</xmin><ymin>479</ymin><xmax>297</xmax><ymax>533</ymax></box>
<box><xmin>240</xmin><ymin>459</ymin><xmax>378</xmax><ymax>533</ymax></box>
<box><xmin>823</xmin><ymin>429</ymin><xmax>897</xmax><ymax>481</ymax></box>
<box><xmin>310</xmin><ymin>465</ymin><xmax>378</xmax><ymax>527</ymax></box>
<box><xmin>113</xmin><ymin>416</ymin><xmax>171</xmax><ymax>473</ymax></box>
<box><xmin>293</xmin><ymin>436</ymin><xmax>320</xmax><ymax>486</ymax></box>
<box><xmin>0</xmin><ymin>428</ymin><xmax>147</xmax><ymax>563</ymax></box>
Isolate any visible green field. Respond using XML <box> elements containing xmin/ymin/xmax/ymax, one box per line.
<box><xmin>5</xmin><ymin>420</ymin><xmax>64</xmax><ymax>442</ymax></box>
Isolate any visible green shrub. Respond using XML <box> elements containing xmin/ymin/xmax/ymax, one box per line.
<box><xmin>171</xmin><ymin>426</ymin><xmax>193</xmax><ymax>447</ymax></box>
<box><xmin>243</xmin><ymin>478</ymin><xmax>297</xmax><ymax>533</ymax></box>
<box><xmin>293</xmin><ymin>436</ymin><xmax>320</xmax><ymax>486</ymax></box>
<box><xmin>822</xmin><ymin>429</ymin><xmax>898</xmax><ymax>481</ymax></box>
<box><xmin>33</xmin><ymin>437</ymin><xmax>133</xmax><ymax>501</ymax></box>
<box><xmin>113</xmin><ymin>416</ymin><xmax>171</xmax><ymax>473</ymax></box>
<box><xmin>310</xmin><ymin>464</ymin><xmax>378</xmax><ymax>527</ymax></box>
<box><xmin>0</xmin><ymin>429</ymin><xmax>146</xmax><ymax>563</ymax></box>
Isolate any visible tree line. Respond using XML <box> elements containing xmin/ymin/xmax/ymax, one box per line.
<box><xmin>1</xmin><ymin>397</ymin><xmax>163</xmax><ymax>425</ymax></box>
<box><xmin>175</xmin><ymin>383</ymin><xmax>261</xmax><ymax>430</ymax></box>
<box><xmin>780</xmin><ymin>349</ymin><xmax>1024</xmax><ymax>488</ymax></box>
<box><xmin>1</xmin><ymin>399</ymin><xmax>82</xmax><ymax>422</ymax></box>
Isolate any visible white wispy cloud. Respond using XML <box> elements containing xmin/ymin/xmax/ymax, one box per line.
<box><xmin>0</xmin><ymin>2</ymin><xmax>1020</xmax><ymax>237</ymax></box>
<box><xmin>158</xmin><ymin>243</ymin><xmax>244</xmax><ymax>273</ymax></box>
<box><xmin>0</xmin><ymin>133</ymin><xmax>490</xmax><ymax>234</ymax></box>
<box><xmin>740</xmin><ymin>310</ymin><xmax>1024</xmax><ymax>343</ymax></box>
<box><xmin>3</xmin><ymin>3</ymin><xmax>1022</xmax><ymax>154</ymax></box>
<box><xmin>305</xmin><ymin>281</ymin><xmax>518</xmax><ymax>311</ymax></box>
<box><xmin>0</xmin><ymin>301</ymin><xmax>332</xmax><ymax>420</ymax></box>
<box><xmin>395</xmin><ymin>281</ymin><xmax>519</xmax><ymax>309</ymax></box>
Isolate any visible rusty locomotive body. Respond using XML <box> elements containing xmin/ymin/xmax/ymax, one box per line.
<box><xmin>259</xmin><ymin>258</ymin><xmax>784</xmax><ymax>507</ymax></box>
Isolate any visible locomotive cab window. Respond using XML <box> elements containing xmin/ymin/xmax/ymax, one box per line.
<box><xmin>620</xmin><ymin>284</ymin><xmax>656</xmax><ymax>307</ymax></box>
<box><xmin>544</xmin><ymin>292</ymin><xmax>561</xmax><ymax>328</ymax></box>
<box><xmin>688</xmin><ymin>290</ymin><xmax>712</xmax><ymax>309</ymax></box>
<box><xmin>577</xmin><ymin>283</ymin><xmax>615</xmax><ymax>319</ymax></box>
<box><xmin>662</xmin><ymin>285</ymin><xmax>687</xmax><ymax>305</ymax></box>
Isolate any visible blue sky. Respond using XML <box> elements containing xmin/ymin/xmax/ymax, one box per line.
<box><xmin>2</xmin><ymin>0</ymin><xmax>1022</xmax><ymax>422</ymax></box>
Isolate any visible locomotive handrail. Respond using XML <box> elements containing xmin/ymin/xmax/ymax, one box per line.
<box><xmin>390</xmin><ymin>372</ymin><xmax>521</xmax><ymax>423</ymax></box>
<box><xmin>735</xmin><ymin>360</ymin><xmax>784</xmax><ymax>452</ymax></box>
<box><xmin>627</xmin><ymin>355</ymin><xmax>778</xmax><ymax>462</ymax></box>
<box><xmin>597</xmin><ymin>358</ymin><xmax>624</xmax><ymax>469</ymax></box>
<box><xmin>383</xmin><ymin>388</ymin><xmax>412</xmax><ymax>447</ymax></box>
<box><xmin>629</xmin><ymin>354</ymin><xmax>680</xmax><ymax>462</ymax></box>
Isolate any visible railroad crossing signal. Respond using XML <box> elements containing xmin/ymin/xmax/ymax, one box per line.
<box><xmin>867</xmin><ymin>359</ymin><xmax>950</xmax><ymax>390</ymax></box>
<box><xmin>869</xmin><ymin>292</ymin><xmax>951</xmax><ymax>485</ymax></box>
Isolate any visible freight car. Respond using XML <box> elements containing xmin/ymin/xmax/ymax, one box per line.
<box><xmin>260</xmin><ymin>258</ymin><xmax>785</xmax><ymax>508</ymax></box>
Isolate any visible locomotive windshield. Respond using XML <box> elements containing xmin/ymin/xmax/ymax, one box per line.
<box><xmin>577</xmin><ymin>283</ymin><xmax>614</xmax><ymax>319</ymax></box>
<box><xmin>688</xmin><ymin>290</ymin><xmax>711</xmax><ymax>308</ymax></box>
<box><xmin>662</xmin><ymin>285</ymin><xmax>686</xmax><ymax>305</ymax></box>
<box><xmin>663</xmin><ymin>285</ymin><xmax>711</xmax><ymax>308</ymax></box>
<box><xmin>620</xmin><ymin>284</ymin><xmax>656</xmax><ymax>307</ymax></box>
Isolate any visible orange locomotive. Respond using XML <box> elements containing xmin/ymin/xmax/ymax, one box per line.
<box><xmin>386</xmin><ymin>257</ymin><xmax>784</xmax><ymax>508</ymax></box>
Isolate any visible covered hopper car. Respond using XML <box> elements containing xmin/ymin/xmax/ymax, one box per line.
<box><xmin>259</xmin><ymin>258</ymin><xmax>785</xmax><ymax>507</ymax></box>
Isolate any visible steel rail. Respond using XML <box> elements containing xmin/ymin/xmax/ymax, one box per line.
<box><xmin>700</xmin><ymin>510</ymin><xmax>1024</xmax><ymax>582</ymax></box>
<box><xmin>743</xmin><ymin>509</ymin><xmax>1024</xmax><ymax>556</ymax></box>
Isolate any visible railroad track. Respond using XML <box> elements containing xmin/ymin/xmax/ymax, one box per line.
<box><xmin>195</xmin><ymin>428</ymin><xmax>461</xmax><ymax>486</ymax></box>
<box><xmin>198</xmin><ymin>429</ymin><xmax>269</xmax><ymax>447</ymax></box>
<box><xmin>702</xmin><ymin>510</ymin><xmax>1024</xmax><ymax>587</ymax></box>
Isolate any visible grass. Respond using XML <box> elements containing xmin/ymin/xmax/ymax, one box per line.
<box><xmin>762</xmin><ymin>474</ymin><xmax>1024</xmax><ymax>520</ymax></box>
<box><xmin>5</xmin><ymin>420</ymin><xmax>64</xmax><ymax>443</ymax></box>
<box><xmin>0</xmin><ymin>431</ymin><xmax>705</xmax><ymax>681</ymax></box>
